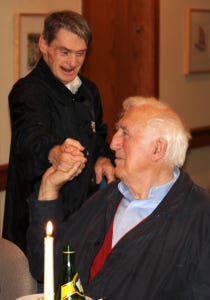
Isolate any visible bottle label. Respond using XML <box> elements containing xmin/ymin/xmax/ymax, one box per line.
<box><xmin>61</xmin><ymin>272</ymin><xmax>85</xmax><ymax>299</ymax></box>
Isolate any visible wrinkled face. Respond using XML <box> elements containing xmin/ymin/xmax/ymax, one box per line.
<box><xmin>110</xmin><ymin>107</ymin><xmax>153</xmax><ymax>184</ymax></box>
<box><xmin>39</xmin><ymin>28</ymin><xmax>87</xmax><ymax>84</ymax></box>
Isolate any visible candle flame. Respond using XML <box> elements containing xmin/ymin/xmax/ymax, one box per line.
<box><xmin>46</xmin><ymin>221</ymin><xmax>53</xmax><ymax>236</ymax></box>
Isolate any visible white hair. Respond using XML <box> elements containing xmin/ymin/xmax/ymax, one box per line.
<box><xmin>122</xmin><ymin>96</ymin><xmax>191</xmax><ymax>167</ymax></box>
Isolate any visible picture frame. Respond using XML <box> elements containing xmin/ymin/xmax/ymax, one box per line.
<box><xmin>14</xmin><ymin>13</ymin><xmax>47</xmax><ymax>81</ymax></box>
<box><xmin>184</xmin><ymin>8</ymin><xmax>210</xmax><ymax>74</ymax></box>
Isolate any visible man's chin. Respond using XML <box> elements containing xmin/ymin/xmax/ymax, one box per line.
<box><xmin>115</xmin><ymin>168</ymin><xmax>123</xmax><ymax>180</ymax></box>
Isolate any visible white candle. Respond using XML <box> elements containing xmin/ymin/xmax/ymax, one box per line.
<box><xmin>44</xmin><ymin>220</ymin><xmax>54</xmax><ymax>300</ymax></box>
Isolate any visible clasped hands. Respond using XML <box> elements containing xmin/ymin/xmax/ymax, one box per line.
<box><xmin>38</xmin><ymin>138</ymin><xmax>115</xmax><ymax>200</ymax></box>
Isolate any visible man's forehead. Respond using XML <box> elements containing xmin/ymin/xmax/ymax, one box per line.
<box><xmin>118</xmin><ymin>109</ymin><xmax>145</xmax><ymax>130</ymax></box>
<box><xmin>121</xmin><ymin>106</ymin><xmax>147</xmax><ymax>122</ymax></box>
<box><xmin>54</xmin><ymin>29</ymin><xmax>87</xmax><ymax>46</ymax></box>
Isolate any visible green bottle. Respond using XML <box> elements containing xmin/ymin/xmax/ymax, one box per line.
<box><xmin>55</xmin><ymin>245</ymin><xmax>85</xmax><ymax>300</ymax></box>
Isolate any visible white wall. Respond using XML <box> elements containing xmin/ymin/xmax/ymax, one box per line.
<box><xmin>0</xmin><ymin>0</ymin><xmax>81</xmax><ymax>235</ymax></box>
<box><xmin>159</xmin><ymin>0</ymin><xmax>210</xmax><ymax>189</ymax></box>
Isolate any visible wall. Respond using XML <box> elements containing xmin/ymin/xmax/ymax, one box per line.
<box><xmin>0</xmin><ymin>0</ymin><xmax>81</xmax><ymax>235</ymax></box>
<box><xmin>1</xmin><ymin>0</ymin><xmax>210</xmax><ymax>235</ymax></box>
<box><xmin>159</xmin><ymin>0</ymin><xmax>210</xmax><ymax>189</ymax></box>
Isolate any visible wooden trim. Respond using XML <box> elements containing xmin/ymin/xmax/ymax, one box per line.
<box><xmin>190</xmin><ymin>126</ymin><xmax>210</xmax><ymax>148</ymax></box>
<box><xmin>154</xmin><ymin>0</ymin><xmax>160</xmax><ymax>97</ymax></box>
<box><xmin>0</xmin><ymin>164</ymin><xmax>8</xmax><ymax>192</ymax></box>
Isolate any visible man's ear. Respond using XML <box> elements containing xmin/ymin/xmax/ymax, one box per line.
<box><xmin>151</xmin><ymin>138</ymin><xmax>167</xmax><ymax>162</ymax></box>
<box><xmin>39</xmin><ymin>34</ymin><xmax>48</xmax><ymax>54</ymax></box>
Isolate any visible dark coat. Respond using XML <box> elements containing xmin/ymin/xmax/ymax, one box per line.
<box><xmin>27</xmin><ymin>169</ymin><xmax>210</xmax><ymax>300</ymax></box>
<box><xmin>3</xmin><ymin>58</ymin><xmax>113</xmax><ymax>254</ymax></box>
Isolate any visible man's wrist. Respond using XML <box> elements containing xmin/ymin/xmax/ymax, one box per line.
<box><xmin>38</xmin><ymin>178</ymin><xmax>59</xmax><ymax>201</ymax></box>
<box><xmin>38</xmin><ymin>187</ymin><xmax>58</xmax><ymax>200</ymax></box>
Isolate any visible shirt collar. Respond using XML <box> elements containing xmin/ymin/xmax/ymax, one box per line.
<box><xmin>65</xmin><ymin>76</ymin><xmax>82</xmax><ymax>94</ymax></box>
<box><xmin>118</xmin><ymin>167</ymin><xmax>180</xmax><ymax>203</ymax></box>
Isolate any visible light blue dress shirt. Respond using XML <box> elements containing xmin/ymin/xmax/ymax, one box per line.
<box><xmin>112</xmin><ymin>168</ymin><xmax>180</xmax><ymax>247</ymax></box>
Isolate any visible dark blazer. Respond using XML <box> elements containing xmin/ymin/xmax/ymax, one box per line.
<box><xmin>27</xmin><ymin>169</ymin><xmax>210</xmax><ymax>300</ymax></box>
<box><xmin>3</xmin><ymin>58</ymin><xmax>113</xmax><ymax>254</ymax></box>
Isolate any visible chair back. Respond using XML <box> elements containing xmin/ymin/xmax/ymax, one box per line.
<box><xmin>0</xmin><ymin>238</ymin><xmax>37</xmax><ymax>300</ymax></box>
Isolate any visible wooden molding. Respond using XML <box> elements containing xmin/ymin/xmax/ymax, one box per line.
<box><xmin>0</xmin><ymin>164</ymin><xmax>8</xmax><ymax>192</ymax></box>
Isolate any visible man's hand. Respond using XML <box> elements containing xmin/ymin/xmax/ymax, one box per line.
<box><xmin>38</xmin><ymin>160</ymin><xmax>84</xmax><ymax>200</ymax></box>
<box><xmin>38</xmin><ymin>138</ymin><xmax>87</xmax><ymax>201</ymax></box>
<box><xmin>94</xmin><ymin>157</ymin><xmax>115</xmax><ymax>185</ymax></box>
<box><xmin>48</xmin><ymin>138</ymin><xmax>87</xmax><ymax>172</ymax></box>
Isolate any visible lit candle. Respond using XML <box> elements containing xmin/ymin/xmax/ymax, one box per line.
<box><xmin>44</xmin><ymin>220</ymin><xmax>54</xmax><ymax>300</ymax></box>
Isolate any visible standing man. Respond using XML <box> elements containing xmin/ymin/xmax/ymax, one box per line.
<box><xmin>27</xmin><ymin>96</ymin><xmax>210</xmax><ymax>300</ymax></box>
<box><xmin>3</xmin><ymin>10</ymin><xmax>115</xmax><ymax>254</ymax></box>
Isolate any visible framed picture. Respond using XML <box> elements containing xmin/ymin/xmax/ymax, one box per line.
<box><xmin>14</xmin><ymin>13</ymin><xmax>47</xmax><ymax>81</ymax></box>
<box><xmin>184</xmin><ymin>8</ymin><xmax>210</xmax><ymax>74</ymax></box>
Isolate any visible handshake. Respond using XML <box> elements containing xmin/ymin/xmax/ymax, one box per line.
<box><xmin>38</xmin><ymin>138</ymin><xmax>115</xmax><ymax>201</ymax></box>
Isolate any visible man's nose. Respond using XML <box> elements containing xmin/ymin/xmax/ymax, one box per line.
<box><xmin>110</xmin><ymin>131</ymin><xmax>121</xmax><ymax>151</ymax></box>
<box><xmin>67</xmin><ymin>52</ymin><xmax>77</xmax><ymax>65</ymax></box>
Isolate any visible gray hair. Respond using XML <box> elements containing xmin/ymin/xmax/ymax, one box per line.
<box><xmin>42</xmin><ymin>10</ymin><xmax>92</xmax><ymax>46</ymax></box>
<box><xmin>122</xmin><ymin>96</ymin><xmax>191</xmax><ymax>167</ymax></box>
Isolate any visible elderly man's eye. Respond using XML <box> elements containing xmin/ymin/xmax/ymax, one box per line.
<box><xmin>122</xmin><ymin>130</ymin><xmax>129</xmax><ymax>136</ymax></box>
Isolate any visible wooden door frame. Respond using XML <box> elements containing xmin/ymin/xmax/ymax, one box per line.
<box><xmin>82</xmin><ymin>0</ymin><xmax>160</xmax><ymax>98</ymax></box>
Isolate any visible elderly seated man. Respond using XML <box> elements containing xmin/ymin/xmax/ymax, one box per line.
<box><xmin>27</xmin><ymin>96</ymin><xmax>210</xmax><ymax>300</ymax></box>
